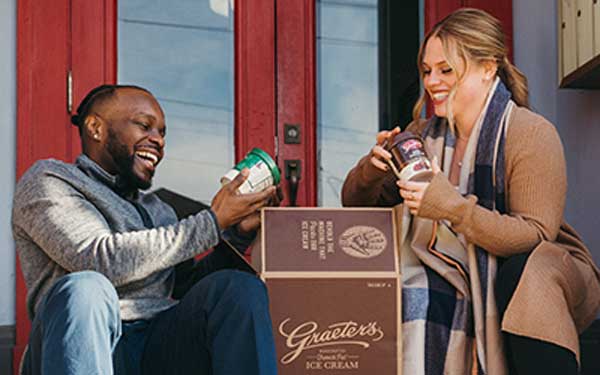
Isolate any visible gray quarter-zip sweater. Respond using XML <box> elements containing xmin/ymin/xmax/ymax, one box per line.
<box><xmin>12</xmin><ymin>154</ymin><xmax>222</xmax><ymax>321</ymax></box>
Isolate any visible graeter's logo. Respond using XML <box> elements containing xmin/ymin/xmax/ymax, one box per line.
<box><xmin>278</xmin><ymin>318</ymin><xmax>385</xmax><ymax>364</ymax></box>
<box><xmin>339</xmin><ymin>226</ymin><xmax>387</xmax><ymax>259</ymax></box>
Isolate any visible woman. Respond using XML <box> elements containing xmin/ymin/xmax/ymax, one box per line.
<box><xmin>342</xmin><ymin>8</ymin><xmax>600</xmax><ymax>375</ymax></box>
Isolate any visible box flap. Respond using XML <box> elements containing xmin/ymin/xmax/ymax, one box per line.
<box><xmin>260</xmin><ymin>208</ymin><xmax>399</xmax><ymax>273</ymax></box>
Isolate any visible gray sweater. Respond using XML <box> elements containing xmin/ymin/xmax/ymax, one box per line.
<box><xmin>12</xmin><ymin>154</ymin><xmax>224</xmax><ymax>321</ymax></box>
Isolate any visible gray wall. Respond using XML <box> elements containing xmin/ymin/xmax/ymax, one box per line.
<box><xmin>0</xmin><ymin>0</ymin><xmax>16</xmax><ymax>326</ymax></box>
<box><xmin>514</xmin><ymin>0</ymin><xmax>600</xmax><ymax>267</ymax></box>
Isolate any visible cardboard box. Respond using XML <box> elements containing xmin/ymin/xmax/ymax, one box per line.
<box><xmin>254</xmin><ymin>208</ymin><xmax>402</xmax><ymax>375</ymax></box>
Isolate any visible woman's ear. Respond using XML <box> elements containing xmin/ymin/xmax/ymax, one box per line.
<box><xmin>482</xmin><ymin>60</ymin><xmax>498</xmax><ymax>81</ymax></box>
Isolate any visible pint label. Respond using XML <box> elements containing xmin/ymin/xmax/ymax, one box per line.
<box><xmin>221</xmin><ymin>160</ymin><xmax>274</xmax><ymax>194</ymax></box>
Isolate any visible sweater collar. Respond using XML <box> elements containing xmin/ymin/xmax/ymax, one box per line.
<box><xmin>76</xmin><ymin>154</ymin><xmax>139</xmax><ymax>199</ymax></box>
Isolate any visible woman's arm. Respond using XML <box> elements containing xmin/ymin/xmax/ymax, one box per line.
<box><xmin>417</xmin><ymin>110</ymin><xmax>565</xmax><ymax>257</ymax></box>
<box><xmin>341</xmin><ymin>155</ymin><xmax>400</xmax><ymax>206</ymax></box>
<box><xmin>342</xmin><ymin>120</ymin><xmax>427</xmax><ymax>207</ymax></box>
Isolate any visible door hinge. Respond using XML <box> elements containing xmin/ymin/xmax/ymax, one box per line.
<box><xmin>67</xmin><ymin>70</ymin><xmax>73</xmax><ymax>113</ymax></box>
<box><xmin>274</xmin><ymin>135</ymin><xmax>279</xmax><ymax>159</ymax></box>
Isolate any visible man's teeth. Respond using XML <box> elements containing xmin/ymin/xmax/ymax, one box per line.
<box><xmin>136</xmin><ymin>151</ymin><xmax>158</xmax><ymax>165</ymax></box>
<box><xmin>432</xmin><ymin>92</ymin><xmax>448</xmax><ymax>101</ymax></box>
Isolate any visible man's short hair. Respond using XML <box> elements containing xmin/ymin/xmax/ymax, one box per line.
<box><xmin>71</xmin><ymin>84</ymin><xmax>151</xmax><ymax>134</ymax></box>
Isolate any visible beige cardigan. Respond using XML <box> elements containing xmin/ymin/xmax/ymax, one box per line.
<box><xmin>342</xmin><ymin>106</ymin><xmax>600</xmax><ymax>358</ymax></box>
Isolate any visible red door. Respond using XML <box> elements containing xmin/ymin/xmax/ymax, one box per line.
<box><xmin>14</xmin><ymin>0</ymin><xmax>116</xmax><ymax>370</ymax></box>
<box><xmin>274</xmin><ymin>1</ymin><xmax>318</xmax><ymax>207</ymax></box>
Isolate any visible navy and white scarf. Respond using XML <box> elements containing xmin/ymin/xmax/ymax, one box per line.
<box><xmin>400</xmin><ymin>78</ymin><xmax>514</xmax><ymax>375</ymax></box>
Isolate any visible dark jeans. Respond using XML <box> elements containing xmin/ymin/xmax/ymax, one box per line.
<box><xmin>495</xmin><ymin>253</ymin><xmax>578</xmax><ymax>375</ymax></box>
<box><xmin>23</xmin><ymin>268</ymin><xmax>277</xmax><ymax>375</ymax></box>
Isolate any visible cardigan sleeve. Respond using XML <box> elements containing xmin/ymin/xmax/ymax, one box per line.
<box><xmin>341</xmin><ymin>155</ymin><xmax>401</xmax><ymax>207</ymax></box>
<box><xmin>417</xmin><ymin>110</ymin><xmax>566</xmax><ymax>258</ymax></box>
<box><xmin>341</xmin><ymin>120</ymin><xmax>427</xmax><ymax>207</ymax></box>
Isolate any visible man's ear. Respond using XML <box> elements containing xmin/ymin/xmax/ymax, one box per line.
<box><xmin>83</xmin><ymin>114</ymin><xmax>104</xmax><ymax>142</ymax></box>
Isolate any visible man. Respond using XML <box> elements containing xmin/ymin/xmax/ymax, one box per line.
<box><xmin>12</xmin><ymin>84</ymin><xmax>279</xmax><ymax>374</ymax></box>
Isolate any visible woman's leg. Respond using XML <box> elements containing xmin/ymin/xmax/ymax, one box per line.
<box><xmin>495</xmin><ymin>253</ymin><xmax>578</xmax><ymax>375</ymax></box>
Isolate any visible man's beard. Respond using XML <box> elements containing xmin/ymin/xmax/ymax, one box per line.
<box><xmin>106</xmin><ymin>129</ymin><xmax>153</xmax><ymax>191</ymax></box>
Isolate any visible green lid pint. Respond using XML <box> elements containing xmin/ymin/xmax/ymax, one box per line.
<box><xmin>220</xmin><ymin>148</ymin><xmax>281</xmax><ymax>194</ymax></box>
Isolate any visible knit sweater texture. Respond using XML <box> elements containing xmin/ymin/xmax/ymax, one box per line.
<box><xmin>12</xmin><ymin>154</ymin><xmax>223</xmax><ymax>321</ymax></box>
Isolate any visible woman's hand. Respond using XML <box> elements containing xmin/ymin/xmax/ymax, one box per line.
<box><xmin>397</xmin><ymin>157</ymin><xmax>441</xmax><ymax>215</ymax></box>
<box><xmin>368</xmin><ymin>127</ymin><xmax>401</xmax><ymax>172</ymax></box>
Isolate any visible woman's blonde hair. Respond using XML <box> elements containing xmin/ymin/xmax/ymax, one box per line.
<box><xmin>412</xmin><ymin>8</ymin><xmax>529</xmax><ymax>122</ymax></box>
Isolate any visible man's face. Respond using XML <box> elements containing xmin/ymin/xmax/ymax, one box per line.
<box><xmin>95</xmin><ymin>89</ymin><xmax>166</xmax><ymax>190</ymax></box>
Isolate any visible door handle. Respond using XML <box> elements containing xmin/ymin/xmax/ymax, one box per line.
<box><xmin>284</xmin><ymin>160</ymin><xmax>301</xmax><ymax>207</ymax></box>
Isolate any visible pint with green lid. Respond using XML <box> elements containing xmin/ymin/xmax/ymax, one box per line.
<box><xmin>221</xmin><ymin>148</ymin><xmax>281</xmax><ymax>194</ymax></box>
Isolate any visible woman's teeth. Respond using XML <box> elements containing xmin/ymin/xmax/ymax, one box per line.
<box><xmin>432</xmin><ymin>92</ymin><xmax>448</xmax><ymax>101</ymax></box>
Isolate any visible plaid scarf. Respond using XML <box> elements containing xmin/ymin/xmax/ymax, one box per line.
<box><xmin>400</xmin><ymin>78</ymin><xmax>514</xmax><ymax>375</ymax></box>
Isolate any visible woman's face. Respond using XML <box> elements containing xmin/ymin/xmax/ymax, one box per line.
<box><xmin>422</xmin><ymin>37</ymin><xmax>494</xmax><ymax>126</ymax></box>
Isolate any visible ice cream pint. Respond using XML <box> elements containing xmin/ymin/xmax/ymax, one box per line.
<box><xmin>386</xmin><ymin>131</ymin><xmax>434</xmax><ymax>182</ymax></box>
<box><xmin>221</xmin><ymin>148</ymin><xmax>281</xmax><ymax>194</ymax></box>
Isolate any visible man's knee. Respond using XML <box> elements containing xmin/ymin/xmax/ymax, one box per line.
<box><xmin>226</xmin><ymin>271</ymin><xmax>268</xmax><ymax>306</ymax></box>
<box><xmin>41</xmin><ymin>271</ymin><xmax>119</xmax><ymax>321</ymax></box>
<box><xmin>191</xmin><ymin>270</ymin><xmax>269</xmax><ymax>312</ymax></box>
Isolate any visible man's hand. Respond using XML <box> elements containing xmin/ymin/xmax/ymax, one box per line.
<box><xmin>211</xmin><ymin>169</ymin><xmax>277</xmax><ymax>230</ymax></box>
<box><xmin>237</xmin><ymin>212</ymin><xmax>261</xmax><ymax>235</ymax></box>
<box><xmin>236</xmin><ymin>185</ymin><xmax>284</xmax><ymax>235</ymax></box>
